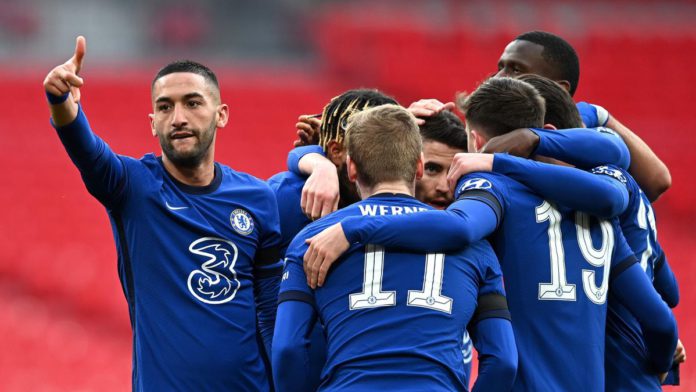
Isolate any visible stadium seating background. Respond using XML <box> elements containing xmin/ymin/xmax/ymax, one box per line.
<box><xmin>1</xmin><ymin>1</ymin><xmax>694</xmax><ymax>390</ymax></box>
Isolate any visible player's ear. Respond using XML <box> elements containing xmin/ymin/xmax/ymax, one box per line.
<box><xmin>149</xmin><ymin>113</ymin><xmax>157</xmax><ymax>137</ymax></box>
<box><xmin>543</xmin><ymin>123</ymin><xmax>557</xmax><ymax>130</ymax></box>
<box><xmin>326</xmin><ymin>141</ymin><xmax>345</xmax><ymax>167</ymax></box>
<box><xmin>346</xmin><ymin>155</ymin><xmax>358</xmax><ymax>183</ymax></box>
<box><xmin>216</xmin><ymin>104</ymin><xmax>229</xmax><ymax>128</ymax></box>
<box><xmin>470</xmin><ymin>130</ymin><xmax>486</xmax><ymax>152</ymax></box>
<box><xmin>555</xmin><ymin>79</ymin><xmax>571</xmax><ymax>94</ymax></box>
<box><xmin>415</xmin><ymin>152</ymin><xmax>424</xmax><ymax>180</ymax></box>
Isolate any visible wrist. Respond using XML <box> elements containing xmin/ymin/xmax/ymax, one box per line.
<box><xmin>46</xmin><ymin>91</ymin><xmax>70</xmax><ymax>105</ymax></box>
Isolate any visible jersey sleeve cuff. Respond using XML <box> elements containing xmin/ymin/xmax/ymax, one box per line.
<box><xmin>470</xmin><ymin>293</ymin><xmax>511</xmax><ymax>326</ymax></box>
<box><xmin>278</xmin><ymin>290</ymin><xmax>315</xmax><ymax>306</ymax></box>
<box><xmin>610</xmin><ymin>255</ymin><xmax>638</xmax><ymax>282</ymax></box>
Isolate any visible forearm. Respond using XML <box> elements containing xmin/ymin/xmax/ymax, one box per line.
<box><xmin>287</xmin><ymin>145</ymin><xmax>325</xmax><ymax>176</ymax></box>
<box><xmin>653</xmin><ymin>253</ymin><xmax>679</xmax><ymax>308</ymax></box>
<box><xmin>532</xmin><ymin>127</ymin><xmax>630</xmax><ymax>170</ymax></box>
<box><xmin>471</xmin><ymin>318</ymin><xmax>518</xmax><ymax>392</ymax></box>
<box><xmin>272</xmin><ymin>301</ymin><xmax>319</xmax><ymax>392</ymax></box>
<box><xmin>254</xmin><ymin>267</ymin><xmax>282</xmax><ymax>355</ymax></box>
<box><xmin>341</xmin><ymin>199</ymin><xmax>497</xmax><ymax>252</ymax></box>
<box><xmin>493</xmin><ymin>154</ymin><xmax>628</xmax><ymax>218</ymax></box>
<box><xmin>606</xmin><ymin>116</ymin><xmax>671</xmax><ymax>201</ymax></box>
<box><xmin>612</xmin><ymin>263</ymin><xmax>678</xmax><ymax>372</ymax></box>
<box><xmin>53</xmin><ymin>104</ymin><xmax>126</xmax><ymax>203</ymax></box>
<box><xmin>47</xmin><ymin>91</ymin><xmax>79</xmax><ymax>126</ymax></box>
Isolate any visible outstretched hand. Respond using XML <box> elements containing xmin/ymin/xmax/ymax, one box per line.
<box><xmin>43</xmin><ymin>36</ymin><xmax>86</xmax><ymax>103</ymax></box>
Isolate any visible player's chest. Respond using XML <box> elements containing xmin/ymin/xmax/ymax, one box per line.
<box><xmin>129</xmin><ymin>186</ymin><xmax>263</xmax><ymax>248</ymax></box>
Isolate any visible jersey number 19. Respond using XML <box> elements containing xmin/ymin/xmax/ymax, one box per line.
<box><xmin>536</xmin><ymin>201</ymin><xmax>614</xmax><ymax>304</ymax></box>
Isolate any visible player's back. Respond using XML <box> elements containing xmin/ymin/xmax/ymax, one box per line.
<box><xmin>298</xmin><ymin>194</ymin><xmax>500</xmax><ymax>391</ymax></box>
<box><xmin>457</xmin><ymin>172</ymin><xmax>634</xmax><ymax>392</ymax></box>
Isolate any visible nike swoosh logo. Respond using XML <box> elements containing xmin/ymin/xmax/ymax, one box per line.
<box><xmin>166</xmin><ymin>201</ymin><xmax>188</xmax><ymax>211</ymax></box>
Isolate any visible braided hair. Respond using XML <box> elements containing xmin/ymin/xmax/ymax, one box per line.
<box><xmin>319</xmin><ymin>89</ymin><xmax>398</xmax><ymax>150</ymax></box>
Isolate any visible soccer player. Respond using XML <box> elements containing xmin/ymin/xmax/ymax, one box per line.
<box><xmin>267</xmin><ymin>89</ymin><xmax>397</xmax><ymax>390</ymax></box>
<box><xmin>44</xmin><ymin>37</ymin><xmax>282</xmax><ymax>391</ymax></box>
<box><xmin>303</xmin><ymin>78</ymin><xmax>678</xmax><ymax>392</ymax></box>
<box><xmin>273</xmin><ymin>104</ymin><xmax>517</xmax><ymax>392</ymax></box>
<box><xmin>284</xmin><ymin>104</ymin><xmax>469</xmax><ymax>212</ymax></box>
<box><xmin>488</xmin><ymin>74</ymin><xmax>683</xmax><ymax>391</ymax></box>
<box><xmin>269</xmin><ymin>89</ymin><xmax>398</xmax><ymax>252</ymax></box>
<box><xmin>494</xmin><ymin>30</ymin><xmax>671</xmax><ymax>201</ymax></box>
<box><xmin>416</xmin><ymin>111</ymin><xmax>469</xmax><ymax>209</ymax></box>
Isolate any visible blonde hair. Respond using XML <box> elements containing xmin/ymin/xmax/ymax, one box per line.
<box><xmin>345</xmin><ymin>104</ymin><xmax>422</xmax><ymax>188</ymax></box>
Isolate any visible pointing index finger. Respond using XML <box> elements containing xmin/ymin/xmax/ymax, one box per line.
<box><xmin>71</xmin><ymin>36</ymin><xmax>86</xmax><ymax>74</ymax></box>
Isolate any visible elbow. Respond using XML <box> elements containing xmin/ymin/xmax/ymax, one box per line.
<box><xmin>661</xmin><ymin>286</ymin><xmax>680</xmax><ymax>309</ymax></box>
<box><xmin>607</xmin><ymin>140</ymin><xmax>631</xmax><ymax>170</ymax></box>
<box><xmin>477</xmin><ymin>354</ymin><xmax>518</xmax><ymax>391</ymax></box>
<box><xmin>646</xmin><ymin>170</ymin><xmax>672</xmax><ymax>202</ymax></box>
<box><xmin>273</xmin><ymin>340</ymin><xmax>301</xmax><ymax>365</ymax></box>
<box><xmin>594</xmin><ymin>195</ymin><xmax>628</xmax><ymax>220</ymax></box>
<box><xmin>496</xmin><ymin>354</ymin><xmax>519</xmax><ymax>385</ymax></box>
<box><xmin>647</xmin><ymin>314</ymin><xmax>679</xmax><ymax>373</ymax></box>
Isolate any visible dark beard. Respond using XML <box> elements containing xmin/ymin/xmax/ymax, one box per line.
<box><xmin>160</xmin><ymin>120</ymin><xmax>216</xmax><ymax>169</ymax></box>
<box><xmin>338</xmin><ymin>164</ymin><xmax>361</xmax><ymax>208</ymax></box>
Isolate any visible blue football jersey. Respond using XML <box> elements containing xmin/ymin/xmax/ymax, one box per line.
<box><xmin>603</xmin><ymin>166</ymin><xmax>672</xmax><ymax>391</ymax></box>
<box><xmin>281</xmin><ymin>194</ymin><xmax>507</xmax><ymax>392</ymax></box>
<box><xmin>54</xmin><ymin>108</ymin><xmax>283</xmax><ymax>391</ymax></box>
<box><xmin>455</xmin><ymin>172</ymin><xmax>636</xmax><ymax>392</ymax></box>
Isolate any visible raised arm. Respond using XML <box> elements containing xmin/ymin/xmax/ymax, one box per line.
<box><xmin>44</xmin><ymin>36</ymin><xmax>126</xmax><ymax>206</ymax></box>
<box><xmin>578</xmin><ymin>102</ymin><xmax>671</xmax><ymax>201</ymax></box>
<box><xmin>286</xmin><ymin>146</ymin><xmax>339</xmax><ymax>220</ymax></box>
<box><xmin>287</xmin><ymin>145</ymin><xmax>325</xmax><ymax>176</ymax></box>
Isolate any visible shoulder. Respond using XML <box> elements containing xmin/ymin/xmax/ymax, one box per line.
<box><xmin>221</xmin><ymin>164</ymin><xmax>276</xmax><ymax>199</ymax></box>
<box><xmin>590</xmin><ymin>164</ymin><xmax>629</xmax><ymax>186</ymax></box>
<box><xmin>456</xmin><ymin>172</ymin><xmax>511</xmax><ymax>196</ymax></box>
<box><xmin>267</xmin><ymin>171</ymin><xmax>306</xmax><ymax>195</ymax></box>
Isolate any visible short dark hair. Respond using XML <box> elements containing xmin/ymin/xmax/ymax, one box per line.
<box><xmin>459</xmin><ymin>77</ymin><xmax>545</xmax><ymax>137</ymax></box>
<box><xmin>152</xmin><ymin>60</ymin><xmax>220</xmax><ymax>91</ymax></box>
<box><xmin>517</xmin><ymin>74</ymin><xmax>583</xmax><ymax>129</ymax></box>
<box><xmin>319</xmin><ymin>89</ymin><xmax>398</xmax><ymax>150</ymax></box>
<box><xmin>419</xmin><ymin>111</ymin><xmax>468</xmax><ymax>151</ymax></box>
<box><xmin>516</xmin><ymin>31</ymin><xmax>580</xmax><ymax>96</ymax></box>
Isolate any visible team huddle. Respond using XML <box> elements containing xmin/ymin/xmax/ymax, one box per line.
<box><xmin>44</xmin><ymin>31</ymin><xmax>683</xmax><ymax>391</ymax></box>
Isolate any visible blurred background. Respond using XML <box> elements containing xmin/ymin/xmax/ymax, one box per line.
<box><xmin>0</xmin><ymin>0</ymin><xmax>694</xmax><ymax>390</ymax></box>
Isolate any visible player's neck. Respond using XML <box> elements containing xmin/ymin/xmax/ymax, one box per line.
<box><xmin>162</xmin><ymin>154</ymin><xmax>216</xmax><ymax>187</ymax></box>
<box><xmin>359</xmin><ymin>181</ymin><xmax>414</xmax><ymax>199</ymax></box>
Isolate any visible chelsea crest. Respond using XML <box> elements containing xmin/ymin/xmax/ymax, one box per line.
<box><xmin>230</xmin><ymin>209</ymin><xmax>254</xmax><ymax>236</ymax></box>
